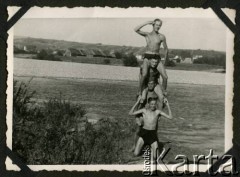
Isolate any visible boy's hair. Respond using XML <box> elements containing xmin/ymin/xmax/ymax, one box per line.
<box><xmin>153</xmin><ymin>18</ymin><xmax>162</xmax><ymax>25</ymax></box>
<box><xmin>148</xmin><ymin>97</ymin><xmax>157</xmax><ymax>103</ymax></box>
<box><xmin>150</xmin><ymin>57</ymin><xmax>158</xmax><ymax>61</ymax></box>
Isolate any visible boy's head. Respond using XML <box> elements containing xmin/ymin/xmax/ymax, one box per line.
<box><xmin>147</xmin><ymin>79</ymin><xmax>156</xmax><ymax>91</ymax></box>
<box><xmin>148</xmin><ymin>97</ymin><xmax>157</xmax><ymax>111</ymax></box>
<box><xmin>152</xmin><ymin>19</ymin><xmax>162</xmax><ymax>32</ymax></box>
<box><xmin>150</xmin><ymin>58</ymin><xmax>159</xmax><ymax>68</ymax></box>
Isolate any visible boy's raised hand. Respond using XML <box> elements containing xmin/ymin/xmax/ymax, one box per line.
<box><xmin>163</xmin><ymin>97</ymin><xmax>168</xmax><ymax>104</ymax></box>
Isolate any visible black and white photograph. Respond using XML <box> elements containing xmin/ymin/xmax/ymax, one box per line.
<box><xmin>6</xmin><ymin>7</ymin><xmax>234</xmax><ymax>172</ymax></box>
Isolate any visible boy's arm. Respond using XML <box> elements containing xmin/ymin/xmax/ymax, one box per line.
<box><xmin>129</xmin><ymin>97</ymin><xmax>143</xmax><ymax>116</ymax></box>
<box><xmin>129</xmin><ymin>98</ymin><xmax>144</xmax><ymax>116</ymax></box>
<box><xmin>130</xmin><ymin>109</ymin><xmax>145</xmax><ymax>116</ymax></box>
<box><xmin>158</xmin><ymin>98</ymin><xmax>172</xmax><ymax>119</ymax></box>
<box><xmin>134</xmin><ymin>21</ymin><xmax>152</xmax><ymax>36</ymax></box>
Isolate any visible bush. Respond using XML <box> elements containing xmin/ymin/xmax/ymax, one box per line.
<box><xmin>14</xmin><ymin>49</ymin><xmax>27</xmax><ymax>54</ymax></box>
<box><xmin>114</xmin><ymin>51</ymin><xmax>123</xmax><ymax>59</ymax></box>
<box><xmin>176</xmin><ymin>58</ymin><xmax>181</xmax><ymax>63</ymax></box>
<box><xmin>13</xmin><ymin>80</ymin><xmax>36</xmax><ymax>116</ymax></box>
<box><xmin>123</xmin><ymin>54</ymin><xmax>138</xmax><ymax>67</ymax></box>
<box><xmin>36</xmin><ymin>50</ymin><xmax>48</xmax><ymax>59</ymax></box>
<box><xmin>37</xmin><ymin>49</ymin><xmax>61</xmax><ymax>61</ymax></box>
<box><xmin>13</xmin><ymin>80</ymin><xmax>128</xmax><ymax>164</ymax></box>
<box><xmin>14</xmin><ymin>46</ymin><xmax>37</xmax><ymax>54</ymax></box>
<box><xmin>103</xmin><ymin>59</ymin><xmax>110</xmax><ymax>65</ymax></box>
<box><xmin>165</xmin><ymin>60</ymin><xmax>176</xmax><ymax>67</ymax></box>
<box><xmin>57</xmin><ymin>50</ymin><xmax>64</xmax><ymax>56</ymax></box>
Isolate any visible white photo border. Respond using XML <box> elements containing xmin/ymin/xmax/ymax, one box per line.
<box><xmin>6</xmin><ymin>7</ymin><xmax>235</xmax><ymax>172</ymax></box>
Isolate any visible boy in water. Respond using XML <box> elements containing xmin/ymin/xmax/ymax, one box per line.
<box><xmin>129</xmin><ymin>96</ymin><xmax>172</xmax><ymax>173</ymax></box>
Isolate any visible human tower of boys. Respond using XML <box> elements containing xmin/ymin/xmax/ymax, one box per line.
<box><xmin>129</xmin><ymin>19</ymin><xmax>174</xmax><ymax>172</ymax></box>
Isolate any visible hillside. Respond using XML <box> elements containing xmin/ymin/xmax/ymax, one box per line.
<box><xmin>14</xmin><ymin>36</ymin><xmax>142</xmax><ymax>56</ymax></box>
<box><xmin>14</xmin><ymin>36</ymin><xmax>225</xmax><ymax>59</ymax></box>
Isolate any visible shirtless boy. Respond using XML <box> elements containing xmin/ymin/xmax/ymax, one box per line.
<box><xmin>134</xmin><ymin>19</ymin><xmax>169</xmax><ymax>107</ymax></box>
<box><xmin>131</xmin><ymin>79</ymin><xmax>160</xmax><ymax>152</ymax></box>
<box><xmin>140</xmin><ymin>57</ymin><xmax>164</xmax><ymax>109</ymax></box>
<box><xmin>129</xmin><ymin>96</ymin><xmax>172</xmax><ymax>171</ymax></box>
<box><xmin>142</xmin><ymin>79</ymin><xmax>159</xmax><ymax>107</ymax></box>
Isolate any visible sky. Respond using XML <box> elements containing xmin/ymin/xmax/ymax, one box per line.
<box><xmin>14</xmin><ymin>18</ymin><xmax>227</xmax><ymax>51</ymax></box>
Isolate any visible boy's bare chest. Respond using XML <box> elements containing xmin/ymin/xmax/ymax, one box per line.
<box><xmin>144</xmin><ymin>111</ymin><xmax>158</xmax><ymax>121</ymax></box>
<box><xmin>147</xmin><ymin>34</ymin><xmax>162</xmax><ymax>44</ymax></box>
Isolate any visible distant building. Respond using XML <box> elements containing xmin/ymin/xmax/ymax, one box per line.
<box><xmin>52</xmin><ymin>49</ymin><xmax>65</xmax><ymax>56</ymax></box>
<box><xmin>172</xmin><ymin>55</ymin><xmax>182</xmax><ymax>63</ymax></box>
<box><xmin>135</xmin><ymin>54</ymin><xmax>143</xmax><ymax>61</ymax></box>
<box><xmin>64</xmin><ymin>48</ymin><xmax>85</xmax><ymax>57</ymax></box>
<box><xmin>182</xmin><ymin>57</ymin><xmax>193</xmax><ymax>64</ymax></box>
<box><xmin>77</xmin><ymin>49</ymin><xmax>87</xmax><ymax>57</ymax></box>
<box><xmin>103</xmin><ymin>50</ymin><xmax>116</xmax><ymax>58</ymax></box>
<box><xmin>92</xmin><ymin>49</ymin><xmax>106</xmax><ymax>57</ymax></box>
<box><xmin>83</xmin><ymin>49</ymin><xmax>94</xmax><ymax>58</ymax></box>
<box><xmin>23</xmin><ymin>45</ymin><xmax>37</xmax><ymax>53</ymax></box>
<box><xmin>109</xmin><ymin>50</ymin><xmax>116</xmax><ymax>58</ymax></box>
<box><xmin>192</xmin><ymin>55</ymin><xmax>203</xmax><ymax>60</ymax></box>
<box><xmin>52</xmin><ymin>50</ymin><xmax>59</xmax><ymax>55</ymax></box>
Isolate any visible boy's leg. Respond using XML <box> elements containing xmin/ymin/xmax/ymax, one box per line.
<box><xmin>130</xmin><ymin>119</ymin><xmax>142</xmax><ymax>152</ymax></box>
<box><xmin>151</xmin><ymin>141</ymin><xmax>159</xmax><ymax>175</ymax></box>
<box><xmin>131</xmin><ymin>101</ymin><xmax>144</xmax><ymax>152</ymax></box>
<box><xmin>139</xmin><ymin>59</ymin><xmax>149</xmax><ymax>95</ymax></box>
<box><xmin>134</xmin><ymin>137</ymin><xmax>145</xmax><ymax>156</ymax></box>
<box><xmin>157</xmin><ymin>61</ymin><xmax>168</xmax><ymax>93</ymax></box>
<box><xmin>141</xmin><ymin>88</ymin><xmax>147</xmax><ymax>104</ymax></box>
<box><xmin>154</xmin><ymin>84</ymin><xmax>164</xmax><ymax>110</ymax></box>
<box><xmin>138</xmin><ymin>72</ymin><xmax>142</xmax><ymax>97</ymax></box>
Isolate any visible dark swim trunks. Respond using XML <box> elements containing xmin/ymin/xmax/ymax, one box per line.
<box><xmin>143</xmin><ymin>53</ymin><xmax>161</xmax><ymax>60</ymax></box>
<box><xmin>138</xmin><ymin>128</ymin><xmax>158</xmax><ymax>145</ymax></box>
